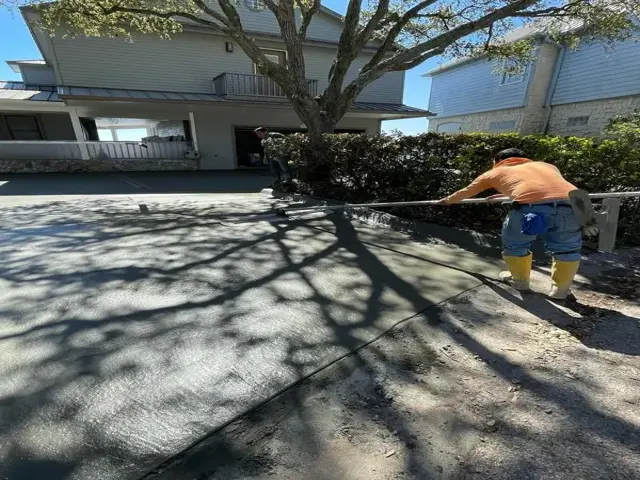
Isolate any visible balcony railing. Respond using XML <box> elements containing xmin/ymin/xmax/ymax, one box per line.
<box><xmin>213</xmin><ymin>73</ymin><xmax>318</xmax><ymax>98</ymax></box>
<box><xmin>0</xmin><ymin>141</ymin><xmax>195</xmax><ymax>161</ymax></box>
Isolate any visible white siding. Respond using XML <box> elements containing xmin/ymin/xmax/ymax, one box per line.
<box><xmin>552</xmin><ymin>34</ymin><xmax>640</xmax><ymax>105</ymax></box>
<box><xmin>51</xmin><ymin>32</ymin><xmax>404</xmax><ymax>104</ymax></box>
<box><xmin>51</xmin><ymin>33</ymin><xmax>254</xmax><ymax>93</ymax></box>
<box><xmin>20</xmin><ymin>65</ymin><xmax>57</xmax><ymax>86</ymax></box>
<box><xmin>304</xmin><ymin>46</ymin><xmax>404</xmax><ymax>104</ymax></box>
<box><xmin>428</xmin><ymin>58</ymin><xmax>529</xmax><ymax>117</ymax></box>
<box><xmin>187</xmin><ymin>5</ymin><xmax>345</xmax><ymax>43</ymax></box>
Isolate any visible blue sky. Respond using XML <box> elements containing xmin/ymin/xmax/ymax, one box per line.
<box><xmin>0</xmin><ymin>1</ymin><xmax>442</xmax><ymax>134</ymax></box>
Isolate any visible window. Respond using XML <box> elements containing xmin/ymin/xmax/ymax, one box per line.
<box><xmin>489</xmin><ymin>120</ymin><xmax>517</xmax><ymax>132</ymax></box>
<box><xmin>4</xmin><ymin>115</ymin><xmax>43</xmax><ymax>140</ymax></box>
<box><xmin>437</xmin><ymin>122</ymin><xmax>463</xmax><ymax>133</ymax></box>
<box><xmin>97</xmin><ymin>129</ymin><xmax>114</xmax><ymax>141</ymax></box>
<box><xmin>500</xmin><ymin>60</ymin><xmax>528</xmax><ymax>85</ymax></box>
<box><xmin>94</xmin><ymin>118</ymin><xmax>186</xmax><ymax>142</ymax></box>
<box><xmin>566</xmin><ymin>116</ymin><xmax>590</xmax><ymax>128</ymax></box>
<box><xmin>245</xmin><ymin>0</ymin><xmax>266</xmax><ymax>11</ymax></box>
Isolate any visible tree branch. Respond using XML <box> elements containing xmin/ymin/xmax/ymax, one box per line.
<box><xmin>334</xmin><ymin>0</ymin><xmax>539</xmax><ymax>121</ymax></box>
<box><xmin>98</xmin><ymin>3</ymin><xmax>229</xmax><ymax>32</ymax></box>
<box><xmin>214</xmin><ymin>0</ymin><xmax>244</xmax><ymax>29</ymax></box>
<box><xmin>297</xmin><ymin>0</ymin><xmax>322</xmax><ymax>40</ymax></box>
<box><xmin>514</xmin><ymin>1</ymin><xmax>585</xmax><ymax>18</ymax></box>
<box><xmin>354</xmin><ymin>0</ymin><xmax>390</xmax><ymax>49</ymax></box>
<box><xmin>323</xmin><ymin>0</ymin><xmax>364</xmax><ymax>107</ymax></box>
<box><xmin>363</xmin><ymin>0</ymin><xmax>440</xmax><ymax>73</ymax></box>
<box><xmin>380</xmin><ymin>0</ymin><xmax>540</xmax><ymax>70</ymax></box>
<box><xmin>484</xmin><ymin>23</ymin><xmax>494</xmax><ymax>51</ymax></box>
<box><xmin>257</xmin><ymin>0</ymin><xmax>314</xmax><ymax>101</ymax></box>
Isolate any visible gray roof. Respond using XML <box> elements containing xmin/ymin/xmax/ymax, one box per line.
<box><xmin>0</xmin><ymin>82</ymin><xmax>431</xmax><ymax>116</ymax></box>
<box><xmin>351</xmin><ymin>102</ymin><xmax>434</xmax><ymax>115</ymax></box>
<box><xmin>0</xmin><ymin>81</ymin><xmax>60</xmax><ymax>101</ymax></box>
<box><xmin>58</xmin><ymin>85</ymin><xmax>226</xmax><ymax>102</ymax></box>
<box><xmin>58</xmin><ymin>86</ymin><xmax>433</xmax><ymax>116</ymax></box>
<box><xmin>501</xmin><ymin>17</ymin><xmax>584</xmax><ymax>43</ymax></box>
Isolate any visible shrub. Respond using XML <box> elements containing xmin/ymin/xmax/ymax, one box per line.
<box><xmin>284</xmin><ymin>132</ymin><xmax>640</xmax><ymax>245</ymax></box>
<box><xmin>605</xmin><ymin>110</ymin><xmax>640</xmax><ymax>142</ymax></box>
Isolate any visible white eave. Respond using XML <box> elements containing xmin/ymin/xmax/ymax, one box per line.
<box><xmin>6</xmin><ymin>59</ymin><xmax>47</xmax><ymax>73</ymax></box>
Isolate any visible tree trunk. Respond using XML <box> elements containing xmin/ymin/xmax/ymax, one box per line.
<box><xmin>297</xmin><ymin>114</ymin><xmax>337</xmax><ymax>189</ymax></box>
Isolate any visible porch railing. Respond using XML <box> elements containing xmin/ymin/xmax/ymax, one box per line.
<box><xmin>214</xmin><ymin>73</ymin><xmax>319</xmax><ymax>98</ymax></box>
<box><xmin>0</xmin><ymin>141</ymin><xmax>82</xmax><ymax>160</ymax></box>
<box><xmin>0</xmin><ymin>141</ymin><xmax>194</xmax><ymax>161</ymax></box>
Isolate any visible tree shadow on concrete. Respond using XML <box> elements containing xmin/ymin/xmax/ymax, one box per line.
<box><xmin>0</xmin><ymin>197</ymin><xmax>638</xmax><ymax>480</ymax></box>
<box><xmin>146</xmin><ymin>214</ymin><xmax>638</xmax><ymax>479</ymax></box>
<box><xmin>481</xmin><ymin>284</ymin><xmax>640</xmax><ymax>356</ymax></box>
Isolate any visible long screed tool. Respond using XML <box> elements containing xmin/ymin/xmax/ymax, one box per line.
<box><xmin>274</xmin><ymin>196</ymin><xmax>507</xmax><ymax>218</ymax></box>
<box><xmin>273</xmin><ymin>190</ymin><xmax>640</xmax><ymax>218</ymax></box>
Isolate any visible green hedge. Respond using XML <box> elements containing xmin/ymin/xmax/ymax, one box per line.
<box><xmin>284</xmin><ymin>132</ymin><xmax>640</xmax><ymax>244</ymax></box>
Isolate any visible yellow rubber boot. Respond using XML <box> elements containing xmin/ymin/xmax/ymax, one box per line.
<box><xmin>499</xmin><ymin>253</ymin><xmax>532</xmax><ymax>291</ymax></box>
<box><xmin>549</xmin><ymin>260</ymin><xmax>580</xmax><ymax>300</ymax></box>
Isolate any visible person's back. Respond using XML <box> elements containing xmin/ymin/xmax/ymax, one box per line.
<box><xmin>440</xmin><ymin>148</ymin><xmax>583</xmax><ymax>301</ymax></box>
<box><xmin>444</xmin><ymin>157</ymin><xmax>577</xmax><ymax>205</ymax></box>
<box><xmin>486</xmin><ymin>158</ymin><xmax>577</xmax><ymax>204</ymax></box>
<box><xmin>260</xmin><ymin>132</ymin><xmax>286</xmax><ymax>163</ymax></box>
<box><xmin>253</xmin><ymin>127</ymin><xmax>292</xmax><ymax>185</ymax></box>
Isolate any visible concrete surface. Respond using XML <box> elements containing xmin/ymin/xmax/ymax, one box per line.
<box><xmin>0</xmin><ymin>171</ymin><xmax>273</xmax><ymax>196</ymax></box>
<box><xmin>150</xmin><ymin>274</ymin><xmax>640</xmax><ymax>480</ymax></box>
<box><xmin>0</xmin><ymin>187</ymin><xmax>500</xmax><ymax>480</ymax></box>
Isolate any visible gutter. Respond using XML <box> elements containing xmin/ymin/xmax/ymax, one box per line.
<box><xmin>543</xmin><ymin>40</ymin><xmax>566</xmax><ymax>134</ymax></box>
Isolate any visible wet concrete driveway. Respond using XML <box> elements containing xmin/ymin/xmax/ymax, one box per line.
<box><xmin>0</xmin><ymin>187</ymin><xmax>497</xmax><ymax>480</ymax></box>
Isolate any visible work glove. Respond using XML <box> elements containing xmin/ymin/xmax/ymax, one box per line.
<box><xmin>583</xmin><ymin>223</ymin><xmax>599</xmax><ymax>237</ymax></box>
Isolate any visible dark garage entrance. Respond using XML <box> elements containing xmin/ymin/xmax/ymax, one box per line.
<box><xmin>234</xmin><ymin>126</ymin><xmax>365</xmax><ymax>168</ymax></box>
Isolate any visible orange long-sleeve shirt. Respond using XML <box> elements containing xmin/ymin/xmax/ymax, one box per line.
<box><xmin>445</xmin><ymin>157</ymin><xmax>577</xmax><ymax>204</ymax></box>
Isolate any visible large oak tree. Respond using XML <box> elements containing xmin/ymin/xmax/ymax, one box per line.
<box><xmin>15</xmin><ymin>0</ymin><xmax>640</xmax><ymax>142</ymax></box>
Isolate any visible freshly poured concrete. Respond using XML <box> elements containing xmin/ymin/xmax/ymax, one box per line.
<box><xmin>0</xmin><ymin>194</ymin><xmax>490</xmax><ymax>480</ymax></box>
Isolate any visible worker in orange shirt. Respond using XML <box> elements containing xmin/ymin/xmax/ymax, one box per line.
<box><xmin>440</xmin><ymin>148</ymin><xmax>582</xmax><ymax>299</ymax></box>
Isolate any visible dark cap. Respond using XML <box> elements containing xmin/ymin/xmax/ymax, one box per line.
<box><xmin>253</xmin><ymin>127</ymin><xmax>268</xmax><ymax>134</ymax></box>
<box><xmin>494</xmin><ymin>148</ymin><xmax>525</xmax><ymax>161</ymax></box>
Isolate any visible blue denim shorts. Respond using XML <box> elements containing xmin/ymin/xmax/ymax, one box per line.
<box><xmin>502</xmin><ymin>202</ymin><xmax>582</xmax><ymax>261</ymax></box>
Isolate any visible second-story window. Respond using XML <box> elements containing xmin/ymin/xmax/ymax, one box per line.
<box><xmin>245</xmin><ymin>0</ymin><xmax>266</xmax><ymax>11</ymax></box>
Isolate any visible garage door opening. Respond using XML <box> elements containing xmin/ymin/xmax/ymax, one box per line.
<box><xmin>234</xmin><ymin>126</ymin><xmax>365</xmax><ymax>168</ymax></box>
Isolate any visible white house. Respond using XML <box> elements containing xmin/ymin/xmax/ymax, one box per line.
<box><xmin>425</xmin><ymin>17</ymin><xmax>640</xmax><ymax>137</ymax></box>
<box><xmin>0</xmin><ymin>4</ymin><xmax>431</xmax><ymax>172</ymax></box>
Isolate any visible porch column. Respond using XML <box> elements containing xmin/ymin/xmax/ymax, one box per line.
<box><xmin>188</xmin><ymin>111</ymin><xmax>199</xmax><ymax>152</ymax></box>
<box><xmin>69</xmin><ymin>108</ymin><xmax>90</xmax><ymax>160</ymax></box>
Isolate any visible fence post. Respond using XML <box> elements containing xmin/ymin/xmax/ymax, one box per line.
<box><xmin>598</xmin><ymin>198</ymin><xmax>621</xmax><ymax>253</ymax></box>
<box><xmin>69</xmin><ymin>109</ymin><xmax>90</xmax><ymax>160</ymax></box>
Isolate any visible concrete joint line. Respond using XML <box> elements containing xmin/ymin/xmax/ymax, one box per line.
<box><xmin>138</xmin><ymin>279</ymin><xmax>483</xmax><ymax>479</ymax></box>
